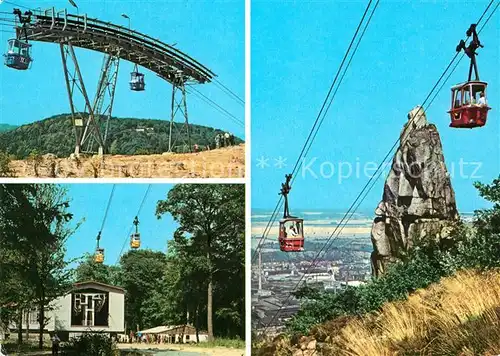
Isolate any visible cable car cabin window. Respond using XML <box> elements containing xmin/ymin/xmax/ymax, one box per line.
<box><xmin>471</xmin><ymin>84</ymin><xmax>487</xmax><ymax>105</ymax></box>
<box><xmin>462</xmin><ymin>89</ymin><xmax>471</xmax><ymax>106</ymax></box>
<box><xmin>285</xmin><ymin>221</ymin><xmax>303</xmax><ymax>238</ymax></box>
<box><xmin>7</xmin><ymin>40</ymin><xmax>19</xmax><ymax>54</ymax></box>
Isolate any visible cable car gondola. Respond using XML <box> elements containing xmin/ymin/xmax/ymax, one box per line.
<box><xmin>94</xmin><ymin>232</ymin><xmax>105</xmax><ymax>264</ymax></box>
<box><xmin>4</xmin><ymin>38</ymin><xmax>32</xmax><ymax>70</ymax></box>
<box><xmin>94</xmin><ymin>248</ymin><xmax>105</xmax><ymax>264</ymax></box>
<box><xmin>278</xmin><ymin>174</ymin><xmax>304</xmax><ymax>252</ymax></box>
<box><xmin>130</xmin><ymin>216</ymin><xmax>141</xmax><ymax>249</ymax></box>
<box><xmin>448</xmin><ymin>24</ymin><xmax>491</xmax><ymax>128</ymax></box>
<box><xmin>130</xmin><ymin>64</ymin><xmax>145</xmax><ymax>91</ymax></box>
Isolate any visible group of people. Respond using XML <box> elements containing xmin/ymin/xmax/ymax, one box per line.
<box><xmin>460</xmin><ymin>91</ymin><xmax>488</xmax><ymax>107</ymax></box>
<box><xmin>192</xmin><ymin>144</ymin><xmax>210</xmax><ymax>153</ymax></box>
<box><xmin>119</xmin><ymin>332</ymin><xmax>179</xmax><ymax>344</ymax></box>
<box><xmin>215</xmin><ymin>132</ymin><xmax>235</xmax><ymax>149</ymax></box>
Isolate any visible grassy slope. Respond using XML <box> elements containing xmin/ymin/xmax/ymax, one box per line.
<box><xmin>258</xmin><ymin>269</ymin><xmax>500</xmax><ymax>356</ymax></box>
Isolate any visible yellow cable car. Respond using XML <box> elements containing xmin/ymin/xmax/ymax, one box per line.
<box><xmin>94</xmin><ymin>248</ymin><xmax>105</xmax><ymax>264</ymax></box>
<box><xmin>130</xmin><ymin>233</ymin><xmax>141</xmax><ymax>249</ymax></box>
<box><xmin>129</xmin><ymin>216</ymin><xmax>141</xmax><ymax>249</ymax></box>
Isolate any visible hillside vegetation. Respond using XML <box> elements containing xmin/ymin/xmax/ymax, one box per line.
<box><xmin>0</xmin><ymin>124</ymin><xmax>17</xmax><ymax>132</ymax></box>
<box><xmin>0</xmin><ymin>114</ymin><xmax>243</xmax><ymax>158</ymax></box>
<box><xmin>253</xmin><ymin>177</ymin><xmax>500</xmax><ymax>355</ymax></box>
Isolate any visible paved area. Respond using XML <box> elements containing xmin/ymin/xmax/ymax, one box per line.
<box><xmin>117</xmin><ymin>343</ymin><xmax>245</xmax><ymax>356</ymax></box>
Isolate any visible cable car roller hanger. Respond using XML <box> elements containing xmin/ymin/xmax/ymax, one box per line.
<box><xmin>4</xmin><ymin>9</ymin><xmax>33</xmax><ymax>70</ymax></box>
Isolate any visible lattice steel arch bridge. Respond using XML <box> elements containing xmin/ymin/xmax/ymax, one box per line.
<box><xmin>5</xmin><ymin>7</ymin><xmax>216</xmax><ymax>155</ymax></box>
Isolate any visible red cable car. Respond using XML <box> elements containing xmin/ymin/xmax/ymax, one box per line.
<box><xmin>449</xmin><ymin>24</ymin><xmax>491</xmax><ymax>128</ymax></box>
<box><xmin>278</xmin><ymin>174</ymin><xmax>304</xmax><ymax>252</ymax></box>
<box><xmin>449</xmin><ymin>81</ymin><xmax>490</xmax><ymax>128</ymax></box>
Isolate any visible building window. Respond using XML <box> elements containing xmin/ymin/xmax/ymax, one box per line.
<box><xmin>71</xmin><ymin>290</ymin><xmax>109</xmax><ymax>327</ymax></box>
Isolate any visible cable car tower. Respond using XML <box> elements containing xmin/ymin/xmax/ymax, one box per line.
<box><xmin>448</xmin><ymin>24</ymin><xmax>491</xmax><ymax>128</ymax></box>
<box><xmin>168</xmin><ymin>71</ymin><xmax>192</xmax><ymax>153</ymax></box>
<box><xmin>4</xmin><ymin>7</ymin><xmax>215</xmax><ymax>156</ymax></box>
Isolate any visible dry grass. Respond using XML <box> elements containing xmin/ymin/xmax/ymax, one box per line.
<box><xmin>255</xmin><ymin>269</ymin><xmax>500</xmax><ymax>356</ymax></box>
<box><xmin>336</xmin><ymin>269</ymin><xmax>500</xmax><ymax>356</ymax></box>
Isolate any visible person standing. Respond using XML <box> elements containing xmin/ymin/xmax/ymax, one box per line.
<box><xmin>215</xmin><ymin>134</ymin><xmax>220</xmax><ymax>149</ymax></box>
<box><xmin>51</xmin><ymin>333</ymin><xmax>60</xmax><ymax>356</ymax></box>
<box><xmin>478</xmin><ymin>92</ymin><xmax>487</xmax><ymax>106</ymax></box>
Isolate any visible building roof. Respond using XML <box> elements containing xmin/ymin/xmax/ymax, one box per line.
<box><xmin>73</xmin><ymin>281</ymin><xmax>125</xmax><ymax>294</ymax></box>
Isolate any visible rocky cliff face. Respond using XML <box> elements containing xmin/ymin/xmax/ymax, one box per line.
<box><xmin>371</xmin><ymin>106</ymin><xmax>459</xmax><ymax>277</ymax></box>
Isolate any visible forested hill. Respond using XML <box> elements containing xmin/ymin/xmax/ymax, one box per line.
<box><xmin>0</xmin><ymin>114</ymin><xmax>243</xmax><ymax>158</ymax></box>
<box><xmin>0</xmin><ymin>124</ymin><xmax>17</xmax><ymax>132</ymax></box>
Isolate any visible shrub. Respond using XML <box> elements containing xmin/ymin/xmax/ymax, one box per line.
<box><xmin>60</xmin><ymin>333</ymin><xmax>116</xmax><ymax>356</ymax></box>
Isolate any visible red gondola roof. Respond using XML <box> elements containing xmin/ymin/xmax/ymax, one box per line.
<box><xmin>450</xmin><ymin>80</ymin><xmax>488</xmax><ymax>90</ymax></box>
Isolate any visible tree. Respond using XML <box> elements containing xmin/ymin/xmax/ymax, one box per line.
<box><xmin>74</xmin><ymin>254</ymin><xmax>121</xmax><ymax>285</ymax></box>
<box><xmin>0</xmin><ymin>184</ymin><xmax>78</xmax><ymax>349</ymax></box>
<box><xmin>156</xmin><ymin>184</ymin><xmax>245</xmax><ymax>341</ymax></box>
<box><xmin>0</xmin><ymin>151</ymin><xmax>14</xmax><ymax>177</ymax></box>
<box><xmin>118</xmin><ymin>250</ymin><xmax>167</xmax><ymax>332</ymax></box>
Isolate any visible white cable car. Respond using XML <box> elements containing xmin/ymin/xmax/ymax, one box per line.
<box><xmin>130</xmin><ymin>64</ymin><xmax>145</xmax><ymax>91</ymax></box>
<box><xmin>4</xmin><ymin>38</ymin><xmax>32</xmax><ymax>70</ymax></box>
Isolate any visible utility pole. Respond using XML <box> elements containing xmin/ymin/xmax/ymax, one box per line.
<box><xmin>258</xmin><ymin>250</ymin><xmax>262</xmax><ymax>292</ymax></box>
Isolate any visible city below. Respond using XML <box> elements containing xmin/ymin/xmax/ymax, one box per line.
<box><xmin>251</xmin><ymin>209</ymin><xmax>475</xmax><ymax>332</ymax></box>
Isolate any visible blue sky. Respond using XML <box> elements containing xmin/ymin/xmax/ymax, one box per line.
<box><xmin>62</xmin><ymin>184</ymin><xmax>177</xmax><ymax>266</ymax></box>
<box><xmin>252</xmin><ymin>0</ymin><xmax>500</xmax><ymax>212</ymax></box>
<box><xmin>0</xmin><ymin>0</ymin><xmax>244</xmax><ymax>137</ymax></box>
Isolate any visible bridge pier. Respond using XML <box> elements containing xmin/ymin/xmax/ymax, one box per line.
<box><xmin>60</xmin><ymin>41</ymin><xmax>119</xmax><ymax>157</ymax></box>
<box><xmin>168</xmin><ymin>73</ymin><xmax>192</xmax><ymax>153</ymax></box>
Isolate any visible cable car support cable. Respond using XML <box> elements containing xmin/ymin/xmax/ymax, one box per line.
<box><xmin>212</xmin><ymin>78</ymin><xmax>245</xmax><ymax>106</ymax></box>
<box><xmin>186</xmin><ymin>85</ymin><xmax>245</xmax><ymax>126</ymax></box>
<box><xmin>94</xmin><ymin>184</ymin><xmax>116</xmax><ymax>264</ymax></box>
<box><xmin>252</xmin><ymin>0</ymin><xmax>378</xmax><ymax>264</ymax></box>
<box><xmin>115</xmin><ymin>184</ymin><xmax>152</xmax><ymax>264</ymax></box>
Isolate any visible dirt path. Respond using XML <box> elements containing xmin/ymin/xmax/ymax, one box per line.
<box><xmin>117</xmin><ymin>343</ymin><xmax>245</xmax><ymax>356</ymax></box>
<box><xmin>8</xmin><ymin>145</ymin><xmax>245</xmax><ymax>178</ymax></box>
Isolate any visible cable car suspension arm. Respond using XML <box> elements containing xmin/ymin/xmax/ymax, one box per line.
<box><xmin>279</xmin><ymin>174</ymin><xmax>293</xmax><ymax>219</ymax></box>
<box><xmin>456</xmin><ymin>24</ymin><xmax>483</xmax><ymax>81</ymax></box>
<box><xmin>13</xmin><ymin>8</ymin><xmax>32</xmax><ymax>42</ymax></box>
<box><xmin>133</xmin><ymin>216</ymin><xmax>139</xmax><ymax>234</ymax></box>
